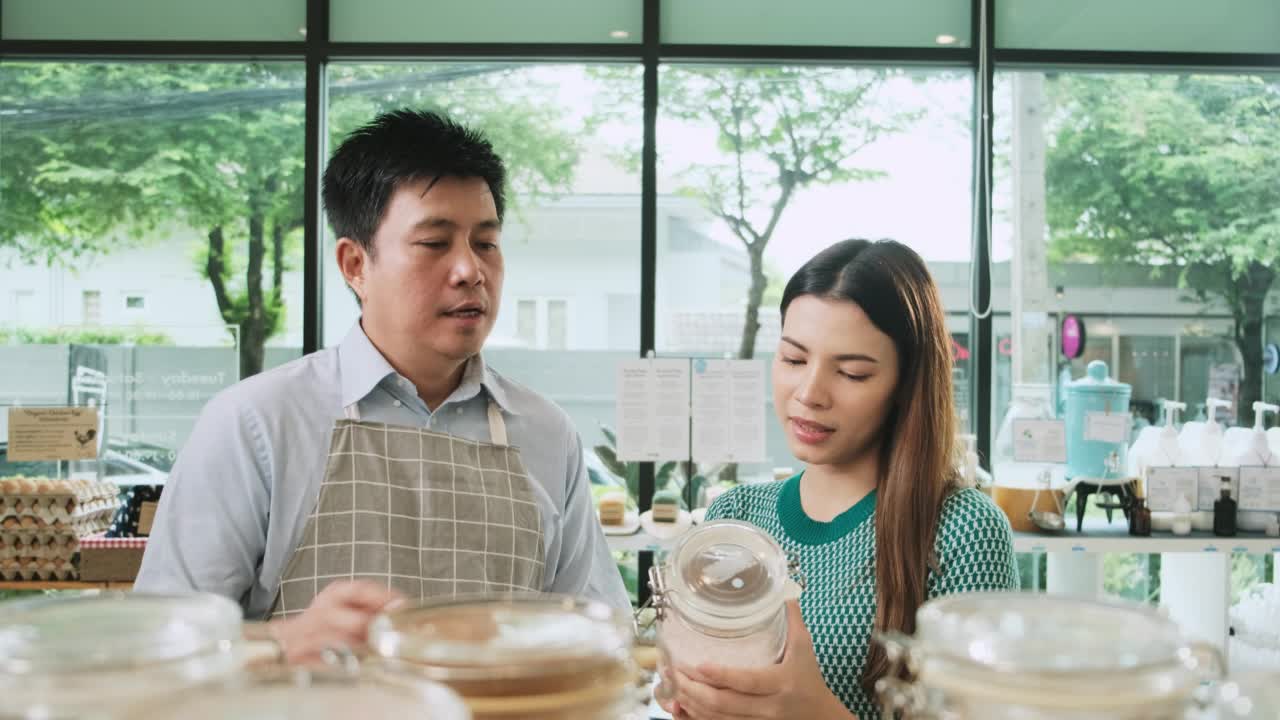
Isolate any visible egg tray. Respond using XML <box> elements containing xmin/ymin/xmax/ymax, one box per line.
<box><xmin>0</xmin><ymin>476</ymin><xmax>119</xmax><ymax>505</ymax></box>
<box><xmin>0</xmin><ymin>530</ymin><xmax>81</xmax><ymax>562</ymax></box>
<box><xmin>0</xmin><ymin>557</ymin><xmax>77</xmax><ymax>581</ymax></box>
<box><xmin>0</xmin><ymin>498</ymin><xmax>117</xmax><ymax>529</ymax></box>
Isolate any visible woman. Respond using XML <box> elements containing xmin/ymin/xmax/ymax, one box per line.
<box><xmin>661</xmin><ymin>239</ymin><xmax>1018</xmax><ymax>720</ymax></box>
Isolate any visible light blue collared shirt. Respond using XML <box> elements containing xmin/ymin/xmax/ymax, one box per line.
<box><xmin>136</xmin><ymin>323</ymin><xmax>629</xmax><ymax>617</ymax></box>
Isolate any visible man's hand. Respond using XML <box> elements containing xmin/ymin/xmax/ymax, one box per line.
<box><xmin>269</xmin><ymin>580</ymin><xmax>405</xmax><ymax>664</ymax></box>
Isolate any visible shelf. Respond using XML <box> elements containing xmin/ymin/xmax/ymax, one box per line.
<box><xmin>606</xmin><ymin>530</ymin><xmax>681</xmax><ymax>554</ymax></box>
<box><xmin>1014</xmin><ymin>516</ymin><xmax>1280</xmax><ymax>554</ymax></box>
<box><xmin>0</xmin><ymin>580</ymin><xmax>134</xmax><ymax>591</ymax></box>
<box><xmin>609</xmin><ymin>520</ymin><xmax>1280</xmax><ymax>555</ymax></box>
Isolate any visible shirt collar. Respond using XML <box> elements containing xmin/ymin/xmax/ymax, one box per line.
<box><xmin>338</xmin><ymin>322</ymin><xmax>516</xmax><ymax>415</ymax></box>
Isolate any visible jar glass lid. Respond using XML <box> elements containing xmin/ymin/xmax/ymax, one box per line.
<box><xmin>666</xmin><ymin>520</ymin><xmax>787</xmax><ymax>630</ymax></box>
<box><xmin>915</xmin><ymin>592</ymin><xmax>1185</xmax><ymax>674</ymax></box>
<box><xmin>130</xmin><ymin>664</ymin><xmax>471</xmax><ymax>720</ymax></box>
<box><xmin>0</xmin><ymin>592</ymin><xmax>242</xmax><ymax>674</ymax></box>
<box><xmin>368</xmin><ymin>594</ymin><xmax>630</xmax><ymax>680</ymax></box>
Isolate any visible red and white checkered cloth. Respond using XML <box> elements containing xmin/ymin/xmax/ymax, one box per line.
<box><xmin>80</xmin><ymin>533</ymin><xmax>147</xmax><ymax>549</ymax></box>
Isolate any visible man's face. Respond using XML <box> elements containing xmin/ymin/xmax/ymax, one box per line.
<box><xmin>345</xmin><ymin>176</ymin><xmax>503</xmax><ymax>362</ymax></box>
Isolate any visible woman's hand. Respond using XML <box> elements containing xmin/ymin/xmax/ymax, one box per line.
<box><xmin>667</xmin><ymin>600</ymin><xmax>855</xmax><ymax>720</ymax></box>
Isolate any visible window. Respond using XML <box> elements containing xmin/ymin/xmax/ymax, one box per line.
<box><xmin>330</xmin><ymin>0</ymin><xmax>639</xmax><ymax>43</ymax></box>
<box><xmin>322</xmin><ymin>61</ymin><xmax>641</xmax><ymax>459</ymax></box>
<box><xmin>993</xmin><ymin>69</ymin><xmax>1280</xmax><ymax>602</ymax></box>
<box><xmin>0</xmin><ymin>60</ymin><xmax>306</xmax><ymax>481</ymax></box>
<box><xmin>657</xmin><ymin>64</ymin><xmax>975</xmax><ymax>486</ymax></box>
<box><xmin>661</xmin><ymin>0</ymin><xmax>971</xmax><ymax>47</ymax></box>
<box><xmin>82</xmin><ymin>291</ymin><xmax>102</xmax><ymax>325</ymax></box>
<box><xmin>547</xmin><ymin>299</ymin><xmax>568</xmax><ymax>351</ymax></box>
<box><xmin>517</xmin><ymin>300</ymin><xmax>538</xmax><ymax>348</ymax></box>
<box><xmin>995</xmin><ymin>0</ymin><xmax>1280</xmax><ymax>54</ymax></box>
<box><xmin>2</xmin><ymin>0</ymin><xmax>305</xmax><ymax>41</ymax></box>
<box><xmin>10</xmin><ymin>290</ymin><xmax>36</xmax><ymax>328</ymax></box>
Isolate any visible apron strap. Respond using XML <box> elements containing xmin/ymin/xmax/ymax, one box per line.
<box><xmin>486</xmin><ymin>401</ymin><xmax>509</xmax><ymax>447</ymax></box>
<box><xmin>343</xmin><ymin>402</ymin><xmax>361</xmax><ymax>421</ymax></box>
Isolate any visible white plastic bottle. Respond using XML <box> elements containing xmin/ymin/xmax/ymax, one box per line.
<box><xmin>1179</xmin><ymin>397</ymin><xmax>1233</xmax><ymax>466</ymax></box>
<box><xmin>1220</xmin><ymin>401</ymin><xmax>1280</xmax><ymax>532</ymax></box>
<box><xmin>1128</xmin><ymin>400</ymin><xmax>1185</xmax><ymax>479</ymax></box>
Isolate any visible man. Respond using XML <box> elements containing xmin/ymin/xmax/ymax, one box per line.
<box><xmin>137</xmin><ymin>109</ymin><xmax>629</xmax><ymax>661</ymax></box>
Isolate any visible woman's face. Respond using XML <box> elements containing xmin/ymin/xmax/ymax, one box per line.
<box><xmin>773</xmin><ymin>295</ymin><xmax>901</xmax><ymax>469</ymax></box>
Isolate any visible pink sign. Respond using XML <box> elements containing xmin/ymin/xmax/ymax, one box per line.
<box><xmin>1061</xmin><ymin>315</ymin><xmax>1085</xmax><ymax>359</ymax></box>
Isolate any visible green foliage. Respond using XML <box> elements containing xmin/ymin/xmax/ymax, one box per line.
<box><xmin>0</xmin><ymin>327</ymin><xmax>172</xmax><ymax>345</ymax></box>
<box><xmin>592</xmin><ymin>425</ymin><xmax>730</xmax><ymax>510</ymax></box>
<box><xmin>1</xmin><ymin>62</ymin><xmax>583</xmax><ymax>377</ymax></box>
<box><xmin>1045</xmin><ymin>73</ymin><xmax>1280</xmax><ymax>421</ymax></box>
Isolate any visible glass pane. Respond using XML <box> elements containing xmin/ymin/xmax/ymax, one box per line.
<box><xmin>657</xmin><ymin>64</ymin><xmax>974</xmax><ymax>484</ymax></box>
<box><xmin>517</xmin><ymin>300</ymin><xmax>538</xmax><ymax>347</ymax></box>
<box><xmin>661</xmin><ymin>0</ymin><xmax>971</xmax><ymax>47</ymax></box>
<box><xmin>2</xmin><ymin>0</ymin><xmax>305</xmax><ymax>41</ymax></box>
<box><xmin>547</xmin><ymin>299</ymin><xmax>568</xmax><ymax>350</ymax></box>
<box><xmin>323</xmin><ymin>62</ymin><xmax>642</xmax><ymax>502</ymax></box>
<box><xmin>331</xmin><ymin>0</ymin><xmax>640</xmax><ymax>43</ymax></box>
<box><xmin>993</xmin><ymin>68</ymin><xmax>1280</xmax><ymax>460</ymax></box>
<box><xmin>0</xmin><ymin>61</ymin><xmax>306</xmax><ymax>485</ymax></box>
<box><xmin>996</xmin><ymin>0</ymin><xmax>1280</xmax><ymax>53</ymax></box>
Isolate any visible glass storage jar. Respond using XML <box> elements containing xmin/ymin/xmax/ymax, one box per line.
<box><xmin>649</xmin><ymin>520</ymin><xmax>801</xmax><ymax>692</ymax></box>
<box><xmin>1210</xmin><ymin>673</ymin><xmax>1280</xmax><ymax>719</ymax></box>
<box><xmin>876</xmin><ymin>592</ymin><xmax>1223</xmax><ymax>720</ymax></box>
<box><xmin>128</xmin><ymin>653</ymin><xmax>470</xmax><ymax>720</ymax></box>
<box><xmin>0</xmin><ymin>592</ymin><xmax>244</xmax><ymax>719</ymax></box>
<box><xmin>367</xmin><ymin>593</ymin><xmax>642</xmax><ymax>720</ymax></box>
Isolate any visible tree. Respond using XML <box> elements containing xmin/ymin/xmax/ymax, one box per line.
<box><xmin>659</xmin><ymin>66</ymin><xmax>921</xmax><ymax>359</ymax></box>
<box><xmin>1</xmin><ymin>62</ymin><xmax>581</xmax><ymax>378</ymax></box>
<box><xmin>1045</xmin><ymin>74</ymin><xmax>1280</xmax><ymax>423</ymax></box>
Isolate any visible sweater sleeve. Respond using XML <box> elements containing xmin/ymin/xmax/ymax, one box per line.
<box><xmin>928</xmin><ymin>488</ymin><xmax>1020</xmax><ymax>597</ymax></box>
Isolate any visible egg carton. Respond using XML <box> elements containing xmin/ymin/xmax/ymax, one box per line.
<box><xmin>0</xmin><ymin>532</ymin><xmax>79</xmax><ymax>562</ymax></box>
<box><xmin>0</xmin><ymin>558</ymin><xmax>77</xmax><ymax>581</ymax></box>
<box><xmin>0</xmin><ymin>476</ymin><xmax>118</xmax><ymax>505</ymax></box>
<box><xmin>0</xmin><ymin>511</ymin><xmax>113</xmax><ymax>533</ymax></box>
<box><xmin>0</xmin><ymin>498</ymin><xmax>117</xmax><ymax>527</ymax></box>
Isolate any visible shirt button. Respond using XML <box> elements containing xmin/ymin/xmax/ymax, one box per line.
<box><xmin>392</xmin><ymin>399</ymin><xmax>402</xmax><ymax>408</ymax></box>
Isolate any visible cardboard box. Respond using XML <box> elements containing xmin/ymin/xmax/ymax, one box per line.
<box><xmin>78</xmin><ymin>534</ymin><xmax>146</xmax><ymax>582</ymax></box>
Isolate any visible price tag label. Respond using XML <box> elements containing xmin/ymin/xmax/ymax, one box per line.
<box><xmin>1085</xmin><ymin>412</ymin><xmax>1131</xmax><ymax>444</ymax></box>
<box><xmin>1012</xmin><ymin>419</ymin><xmax>1067</xmax><ymax>463</ymax></box>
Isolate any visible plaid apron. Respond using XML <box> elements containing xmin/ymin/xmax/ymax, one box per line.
<box><xmin>269</xmin><ymin>399</ymin><xmax>546</xmax><ymax>619</ymax></box>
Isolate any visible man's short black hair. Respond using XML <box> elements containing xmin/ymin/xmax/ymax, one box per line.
<box><xmin>322</xmin><ymin>109</ymin><xmax>506</xmax><ymax>254</ymax></box>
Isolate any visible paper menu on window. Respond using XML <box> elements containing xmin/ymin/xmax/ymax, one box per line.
<box><xmin>1011</xmin><ymin>419</ymin><xmax>1067</xmax><ymax>463</ymax></box>
<box><xmin>1146</xmin><ymin>467</ymin><xmax>1199</xmax><ymax>513</ymax></box>
<box><xmin>1238</xmin><ymin>467</ymin><xmax>1280</xmax><ymax>512</ymax></box>
<box><xmin>1196</xmin><ymin>466</ymin><xmax>1240</xmax><ymax>512</ymax></box>
<box><xmin>6</xmin><ymin>407</ymin><xmax>100</xmax><ymax>461</ymax></box>
<box><xmin>615</xmin><ymin>360</ymin><xmax>690</xmax><ymax>461</ymax></box>
<box><xmin>691</xmin><ymin>359</ymin><xmax>767</xmax><ymax>464</ymax></box>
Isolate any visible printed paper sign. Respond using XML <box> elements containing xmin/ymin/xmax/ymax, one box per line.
<box><xmin>1011</xmin><ymin>419</ymin><xmax>1067</xmax><ymax>463</ymax></box>
<box><xmin>1084</xmin><ymin>412</ymin><xmax>1131</xmax><ymax>444</ymax></box>
<box><xmin>138</xmin><ymin>501</ymin><xmax>159</xmax><ymax>536</ymax></box>
<box><xmin>6</xmin><ymin>407</ymin><xmax>100</xmax><ymax>461</ymax></box>
<box><xmin>616</xmin><ymin>360</ymin><xmax>690</xmax><ymax>461</ymax></box>
<box><xmin>1197</xmin><ymin>466</ymin><xmax>1240</xmax><ymax>512</ymax></box>
<box><xmin>1238</xmin><ymin>467</ymin><xmax>1280</xmax><ymax>512</ymax></box>
<box><xmin>691</xmin><ymin>359</ymin><xmax>767</xmax><ymax>464</ymax></box>
<box><xmin>1146</xmin><ymin>466</ymin><xmax>1200</xmax><ymax>513</ymax></box>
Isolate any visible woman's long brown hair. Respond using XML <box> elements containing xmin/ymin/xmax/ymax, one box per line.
<box><xmin>779</xmin><ymin>239</ymin><xmax>959</xmax><ymax>696</ymax></box>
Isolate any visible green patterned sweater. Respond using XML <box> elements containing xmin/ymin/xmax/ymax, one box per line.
<box><xmin>705</xmin><ymin>475</ymin><xmax>1019</xmax><ymax>720</ymax></box>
